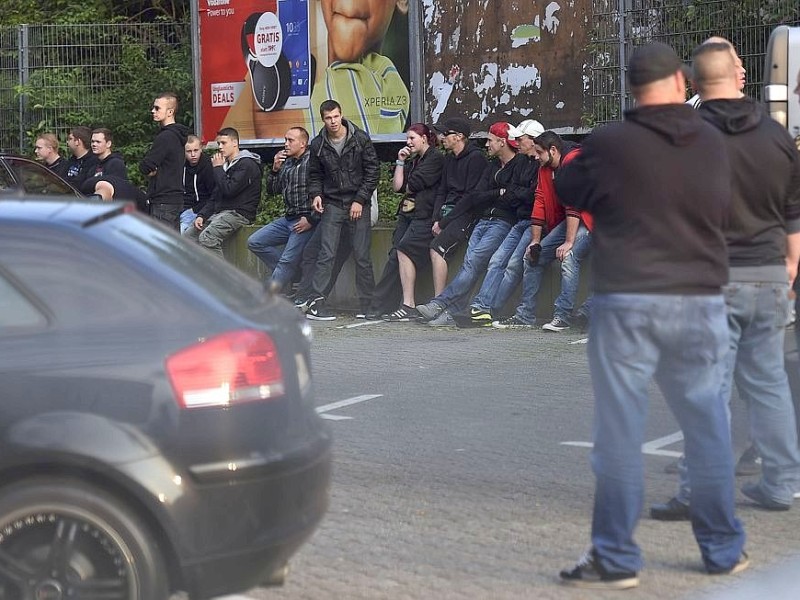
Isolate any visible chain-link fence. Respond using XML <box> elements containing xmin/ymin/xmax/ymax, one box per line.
<box><xmin>589</xmin><ymin>0</ymin><xmax>800</xmax><ymax>125</ymax></box>
<box><xmin>0</xmin><ymin>22</ymin><xmax>190</xmax><ymax>154</ymax></box>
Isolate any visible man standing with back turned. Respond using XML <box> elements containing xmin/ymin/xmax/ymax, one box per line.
<box><xmin>554</xmin><ymin>42</ymin><xmax>747</xmax><ymax>589</ymax></box>
<box><xmin>650</xmin><ymin>42</ymin><xmax>800</xmax><ymax>518</ymax></box>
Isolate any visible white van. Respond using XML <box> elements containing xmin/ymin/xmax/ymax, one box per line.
<box><xmin>764</xmin><ymin>25</ymin><xmax>800</xmax><ymax>141</ymax></box>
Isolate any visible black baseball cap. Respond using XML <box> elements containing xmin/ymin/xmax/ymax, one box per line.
<box><xmin>433</xmin><ymin>116</ymin><xmax>471</xmax><ymax>137</ymax></box>
<box><xmin>627</xmin><ymin>42</ymin><xmax>690</xmax><ymax>86</ymax></box>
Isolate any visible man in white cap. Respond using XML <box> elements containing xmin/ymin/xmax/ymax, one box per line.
<box><xmin>467</xmin><ymin>119</ymin><xmax>543</xmax><ymax>325</ymax></box>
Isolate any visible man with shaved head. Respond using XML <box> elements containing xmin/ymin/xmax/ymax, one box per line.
<box><xmin>651</xmin><ymin>42</ymin><xmax>800</xmax><ymax>519</ymax></box>
<box><xmin>686</xmin><ymin>36</ymin><xmax>746</xmax><ymax>106</ymax></box>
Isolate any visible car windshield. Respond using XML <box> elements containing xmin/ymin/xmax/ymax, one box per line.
<box><xmin>93</xmin><ymin>212</ymin><xmax>267</xmax><ymax>312</ymax></box>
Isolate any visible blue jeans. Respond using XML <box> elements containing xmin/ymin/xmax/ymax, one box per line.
<box><xmin>471</xmin><ymin>220</ymin><xmax>530</xmax><ymax>313</ymax></box>
<box><xmin>180</xmin><ymin>208</ymin><xmax>196</xmax><ymax>234</ymax></box>
<box><xmin>247</xmin><ymin>217</ymin><xmax>314</xmax><ymax>288</ymax></box>
<box><xmin>513</xmin><ymin>221</ymin><xmax>591</xmax><ymax>324</ymax></box>
<box><xmin>678</xmin><ymin>281</ymin><xmax>800</xmax><ymax>505</ymax></box>
<box><xmin>435</xmin><ymin>218</ymin><xmax>512</xmax><ymax>315</ymax></box>
<box><xmin>589</xmin><ymin>293</ymin><xmax>745</xmax><ymax>575</ymax></box>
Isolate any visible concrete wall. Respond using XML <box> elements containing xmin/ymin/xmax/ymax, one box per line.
<box><xmin>224</xmin><ymin>225</ymin><xmax>591</xmax><ymax>319</ymax></box>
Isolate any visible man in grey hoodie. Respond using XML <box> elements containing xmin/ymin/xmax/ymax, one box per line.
<box><xmin>183</xmin><ymin>127</ymin><xmax>262</xmax><ymax>258</ymax></box>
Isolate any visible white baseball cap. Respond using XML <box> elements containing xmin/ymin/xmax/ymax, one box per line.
<box><xmin>507</xmin><ymin>119</ymin><xmax>545</xmax><ymax>140</ymax></box>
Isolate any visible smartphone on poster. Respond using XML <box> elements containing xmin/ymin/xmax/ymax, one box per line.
<box><xmin>278</xmin><ymin>0</ymin><xmax>311</xmax><ymax>109</ymax></box>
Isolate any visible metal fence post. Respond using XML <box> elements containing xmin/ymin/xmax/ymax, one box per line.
<box><xmin>617</xmin><ymin>0</ymin><xmax>626</xmax><ymax>119</ymax></box>
<box><xmin>17</xmin><ymin>24</ymin><xmax>29</xmax><ymax>154</ymax></box>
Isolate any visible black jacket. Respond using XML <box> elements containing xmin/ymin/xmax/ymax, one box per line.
<box><xmin>398</xmin><ymin>148</ymin><xmax>445</xmax><ymax>221</ymax></box>
<box><xmin>432</xmin><ymin>142</ymin><xmax>489</xmax><ymax>222</ymax></box>
<box><xmin>65</xmin><ymin>152</ymin><xmax>98</xmax><ymax>190</ymax></box>
<box><xmin>199</xmin><ymin>150</ymin><xmax>262</xmax><ymax>223</ymax></box>
<box><xmin>439</xmin><ymin>152</ymin><xmax>536</xmax><ymax>228</ymax></box>
<box><xmin>699</xmin><ymin>98</ymin><xmax>800</xmax><ymax>278</ymax></box>
<box><xmin>308</xmin><ymin>120</ymin><xmax>380</xmax><ymax>207</ymax></box>
<box><xmin>556</xmin><ymin>103</ymin><xmax>730</xmax><ymax>295</ymax></box>
<box><xmin>139</xmin><ymin>123</ymin><xmax>190</xmax><ymax>205</ymax></box>
<box><xmin>182</xmin><ymin>152</ymin><xmax>216</xmax><ymax>214</ymax></box>
<box><xmin>47</xmin><ymin>157</ymin><xmax>69</xmax><ymax>180</ymax></box>
<box><xmin>80</xmin><ymin>152</ymin><xmax>127</xmax><ymax>195</ymax></box>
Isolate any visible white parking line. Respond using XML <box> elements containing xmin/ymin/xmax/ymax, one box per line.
<box><xmin>561</xmin><ymin>430</ymin><xmax>684</xmax><ymax>457</ymax></box>
<box><xmin>336</xmin><ymin>320</ymin><xmax>384</xmax><ymax>329</ymax></box>
<box><xmin>569</xmin><ymin>337</ymin><xmax>589</xmax><ymax>344</ymax></box>
<box><xmin>316</xmin><ymin>394</ymin><xmax>384</xmax><ymax>420</ymax></box>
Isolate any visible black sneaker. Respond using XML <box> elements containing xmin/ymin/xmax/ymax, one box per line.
<box><xmin>386</xmin><ymin>304</ymin><xmax>420</xmax><ymax>322</ymax></box>
<box><xmin>492</xmin><ymin>315</ymin><xmax>534</xmax><ymax>329</ymax></box>
<box><xmin>559</xmin><ymin>548</ymin><xmax>639</xmax><ymax>589</ymax></box>
<box><xmin>306</xmin><ymin>298</ymin><xmax>336</xmax><ymax>321</ymax></box>
<box><xmin>741</xmin><ymin>482</ymin><xmax>790</xmax><ymax>511</ymax></box>
<box><xmin>709</xmin><ymin>552</ymin><xmax>750</xmax><ymax>576</ymax></box>
<box><xmin>735</xmin><ymin>445</ymin><xmax>761</xmax><ymax>476</ymax></box>
<box><xmin>469</xmin><ymin>307</ymin><xmax>493</xmax><ymax>327</ymax></box>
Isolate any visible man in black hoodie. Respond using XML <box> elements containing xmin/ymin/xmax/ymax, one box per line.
<box><xmin>80</xmin><ymin>128</ymin><xmax>144</xmax><ymax>207</ymax></box>
<box><xmin>424</xmin><ymin>116</ymin><xmax>488</xmax><ymax>301</ymax></box>
<box><xmin>65</xmin><ymin>126</ymin><xmax>97</xmax><ymax>190</ymax></box>
<box><xmin>554</xmin><ymin>42</ymin><xmax>747</xmax><ymax>588</ymax></box>
<box><xmin>183</xmin><ymin>127</ymin><xmax>262</xmax><ymax>258</ymax></box>
<box><xmin>651</xmin><ymin>42</ymin><xmax>800</xmax><ymax>517</ymax></box>
<box><xmin>140</xmin><ymin>92</ymin><xmax>190</xmax><ymax>230</ymax></box>
<box><xmin>180</xmin><ymin>135</ymin><xmax>216</xmax><ymax>234</ymax></box>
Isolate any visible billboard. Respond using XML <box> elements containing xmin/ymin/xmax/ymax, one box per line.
<box><xmin>197</xmin><ymin>0</ymin><xmax>412</xmax><ymax>145</ymax></box>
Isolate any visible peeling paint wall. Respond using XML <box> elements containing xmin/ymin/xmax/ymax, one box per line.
<box><xmin>423</xmin><ymin>0</ymin><xmax>591</xmax><ymax>132</ymax></box>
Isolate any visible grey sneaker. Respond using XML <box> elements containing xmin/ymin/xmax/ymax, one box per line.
<box><xmin>492</xmin><ymin>315</ymin><xmax>534</xmax><ymax>329</ymax></box>
<box><xmin>428</xmin><ymin>309</ymin><xmax>455</xmax><ymax>327</ymax></box>
<box><xmin>542</xmin><ymin>316</ymin><xmax>571</xmax><ymax>332</ymax></box>
<box><xmin>416</xmin><ymin>300</ymin><xmax>444</xmax><ymax>322</ymax></box>
<box><xmin>741</xmin><ymin>482</ymin><xmax>790</xmax><ymax>511</ymax></box>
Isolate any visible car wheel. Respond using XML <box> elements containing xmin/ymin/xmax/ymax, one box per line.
<box><xmin>0</xmin><ymin>477</ymin><xmax>170</xmax><ymax>600</ymax></box>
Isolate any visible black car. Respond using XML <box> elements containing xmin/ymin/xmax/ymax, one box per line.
<box><xmin>0</xmin><ymin>200</ymin><xmax>331</xmax><ymax>599</ymax></box>
<box><xmin>0</xmin><ymin>155</ymin><xmax>82</xmax><ymax>197</ymax></box>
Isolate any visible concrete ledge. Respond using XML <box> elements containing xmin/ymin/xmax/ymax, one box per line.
<box><xmin>224</xmin><ymin>225</ymin><xmax>591</xmax><ymax>319</ymax></box>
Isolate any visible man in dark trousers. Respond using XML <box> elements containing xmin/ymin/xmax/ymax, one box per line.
<box><xmin>183</xmin><ymin>127</ymin><xmax>262</xmax><ymax>258</ymax></box>
<box><xmin>303</xmin><ymin>99</ymin><xmax>380</xmax><ymax>321</ymax></box>
<box><xmin>554</xmin><ymin>42</ymin><xmax>747</xmax><ymax>589</ymax></box>
<box><xmin>650</xmin><ymin>42</ymin><xmax>800</xmax><ymax>519</ymax></box>
<box><xmin>139</xmin><ymin>92</ymin><xmax>189</xmax><ymax>230</ymax></box>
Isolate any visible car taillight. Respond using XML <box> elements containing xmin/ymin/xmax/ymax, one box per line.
<box><xmin>166</xmin><ymin>330</ymin><xmax>285</xmax><ymax>408</ymax></box>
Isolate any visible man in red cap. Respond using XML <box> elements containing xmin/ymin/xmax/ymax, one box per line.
<box><xmin>416</xmin><ymin>121</ymin><xmax>534</xmax><ymax>326</ymax></box>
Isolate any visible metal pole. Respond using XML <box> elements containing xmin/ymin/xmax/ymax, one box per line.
<box><xmin>17</xmin><ymin>24</ymin><xmax>29</xmax><ymax>155</ymax></box>
<box><xmin>617</xmin><ymin>0</ymin><xmax>626</xmax><ymax>118</ymax></box>
<box><xmin>190</xmin><ymin>0</ymin><xmax>203</xmax><ymax>141</ymax></box>
<box><xmin>407</xmin><ymin>0</ymin><xmax>424</xmax><ymax>126</ymax></box>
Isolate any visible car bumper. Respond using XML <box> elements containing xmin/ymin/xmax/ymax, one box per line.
<box><xmin>157</xmin><ymin>433</ymin><xmax>333</xmax><ymax>598</ymax></box>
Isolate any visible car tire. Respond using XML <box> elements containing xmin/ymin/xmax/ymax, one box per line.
<box><xmin>0</xmin><ymin>477</ymin><xmax>170</xmax><ymax>600</ymax></box>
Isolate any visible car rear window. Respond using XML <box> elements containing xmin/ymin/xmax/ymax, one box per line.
<box><xmin>0</xmin><ymin>272</ymin><xmax>47</xmax><ymax>331</ymax></box>
<box><xmin>94</xmin><ymin>213</ymin><xmax>267</xmax><ymax>312</ymax></box>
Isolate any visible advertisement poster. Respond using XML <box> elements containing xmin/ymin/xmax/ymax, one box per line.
<box><xmin>198</xmin><ymin>0</ymin><xmax>411</xmax><ymax>144</ymax></box>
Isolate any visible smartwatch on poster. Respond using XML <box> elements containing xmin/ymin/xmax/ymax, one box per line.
<box><xmin>241</xmin><ymin>12</ymin><xmax>291</xmax><ymax>112</ymax></box>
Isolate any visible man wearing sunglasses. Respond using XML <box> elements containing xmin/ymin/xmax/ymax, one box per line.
<box><xmin>139</xmin><ymin>92</ymin><xmax>190</xmax><ymax>230</ymax></box>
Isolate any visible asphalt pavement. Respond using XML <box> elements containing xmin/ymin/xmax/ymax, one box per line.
<box><xmin>214</xmin><ymin>316</ymin><xmax>800</xmax><ymax>600</ymax></box>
